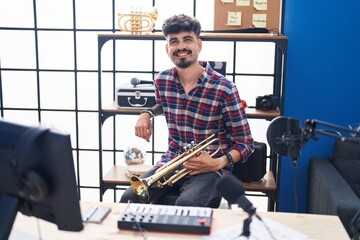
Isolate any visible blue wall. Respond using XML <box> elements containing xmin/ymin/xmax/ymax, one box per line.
<box><xmin>280</xmin><ymin>1</ymin><xmax>360</xmax><ymax>212</ymax></box>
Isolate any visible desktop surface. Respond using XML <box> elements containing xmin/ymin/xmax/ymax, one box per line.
<box><xmin>11</xmin><ymin>201</ymin><xmax>349</xmax><ymax>240</ymax></box>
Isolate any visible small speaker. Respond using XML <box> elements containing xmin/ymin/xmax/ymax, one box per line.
<box><xmin>233</xmin><ymin>141</ymin><xmax>267</xmax><ymax>182</ymax></box>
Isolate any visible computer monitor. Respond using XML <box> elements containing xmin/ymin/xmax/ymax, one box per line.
<box><xmin>0</xmin><ymin>120</ymin><xmax>83</xmax><ymax>239</ymax></box>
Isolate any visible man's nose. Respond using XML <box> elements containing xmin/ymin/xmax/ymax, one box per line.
<box><xmin>178</xmin><ymin>40</ymin><xmax>185</xmax><ymax>50</ymax></box>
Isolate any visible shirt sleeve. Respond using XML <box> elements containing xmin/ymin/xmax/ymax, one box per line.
<box><xmin>221</xmin><ymin>83</ymin><xmax>254</xmax><ymax>163</ymax></box>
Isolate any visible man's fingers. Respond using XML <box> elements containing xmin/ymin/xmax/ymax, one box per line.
<box><xmin>135</xmin><ymin>126</ymin><xmax>152</xmax><ymax>142</ymax></box>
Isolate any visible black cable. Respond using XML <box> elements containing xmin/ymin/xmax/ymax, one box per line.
<box><xmin>125</xmin><ymin>200</ymin><xmax>148</xmax><ymax>240</ymax></box>
<box><xmin>132</xmin><ymin>220</ymin><xmax>148</xmax><ymax>240</ymax></box>
<box><xmin>36</xmin><ymin>218</ymin><xmax>43</xmax><ymax>240</ymax></box>
<box><xmin>256</xmin><ymin>215</ymin><xmax>277</xmax><ymax>240</ymax></box>
<box><xmin>292</xmin><ymin>160</ymin><xmax>298</xmax><ymax>213</ymax></box>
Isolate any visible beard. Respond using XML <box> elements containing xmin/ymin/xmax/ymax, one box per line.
<box><xmin>176</xmin><ymin>58</ymin><xmax>196</xmax><ymax>68</ymax></box>
<box><xmin>172</xmin><ymin>48</ymin><xmax>198</xmax><ymax>69</ymax></box>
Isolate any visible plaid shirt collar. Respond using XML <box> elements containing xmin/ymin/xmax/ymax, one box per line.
<box><xmin>170</xmin><ymin>61</ymin><xmax>213</xmax><ymax>86</ymax></box>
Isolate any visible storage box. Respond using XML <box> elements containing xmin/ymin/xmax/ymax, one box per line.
<box><xmin>116</xmin><ymin>84</ymin><xmax>156</xmax><ymax>109</ymax></box>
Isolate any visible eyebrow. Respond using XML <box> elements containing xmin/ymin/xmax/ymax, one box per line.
<box><xmin>168</xmin><ymin>34</ymin><xmax>195</xmax><ymax>42</ymax></box>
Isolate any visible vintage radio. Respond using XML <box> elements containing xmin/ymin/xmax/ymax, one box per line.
<box><xmin>116</xmin><ymin>83</ymin><xmax>156</xmax><ymax>109</ymax></box>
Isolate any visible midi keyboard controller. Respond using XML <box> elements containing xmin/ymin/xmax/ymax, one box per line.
<box><xmin>117</xmin><ymin>203</ymin><xmax>213</xmax><ymax>234</ymax></box>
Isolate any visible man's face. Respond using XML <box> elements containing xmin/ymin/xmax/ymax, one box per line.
<box><xmin>165</xmin><ymin>31</ymin><xmax>202</xmax><ymax>69</ymax></box>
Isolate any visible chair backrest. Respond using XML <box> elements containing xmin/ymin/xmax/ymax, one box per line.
<box><xmin>199</xmin><ymin>61</ymin><xmax>227</xmax><ymax>76</ymax></box>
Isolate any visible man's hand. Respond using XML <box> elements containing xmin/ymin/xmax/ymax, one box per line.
<box><xmin>183</xmin><ymin>151</ymin><xmax>225</xmax><ymax>175</ymax></box>
<box><xmin>135</xmin><ymin>113</ymin><xmax>152</xmax><ymax>142</ymax></box>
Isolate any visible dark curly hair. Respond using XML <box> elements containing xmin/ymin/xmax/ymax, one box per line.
<box><xmin>162</xmin><ymin>14</ymin><xmax>201</xmax><ymax>39</ymax></box>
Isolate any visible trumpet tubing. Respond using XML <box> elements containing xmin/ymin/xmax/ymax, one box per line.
<box><xmin>130</xmin><ymin>133</ymin><xmax>222</xmax><ymax>201</ymax></box>
<box><xmin>117</xmin><ymin>13</ymin><xmax>155</xmax><ymax>32</ymax></box>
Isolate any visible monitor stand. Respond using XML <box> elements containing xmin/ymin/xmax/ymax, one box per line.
<box><xmin>0</xmin><ymin>194</ymin><xmax>20</xmax><ymax>240</ymax></box>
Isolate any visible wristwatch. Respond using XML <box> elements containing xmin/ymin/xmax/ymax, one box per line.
<box><xmin>225</xmin><ymin>152</ymin><xmax>234</xmax><ymax>172</ymax></box>
<box><xmin>140</xmin><ymin>104</ymin><xmax>163</xmax><ymax>119</ymax></box>
<box><xmin>140</xmin><ymin>109</ymin><xmax>155</xmax><ymax>118</ymax></box>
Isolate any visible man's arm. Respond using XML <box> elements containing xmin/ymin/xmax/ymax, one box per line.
<box><xmin>151</xmin><ymin>103</ymin><xmax>164</xmax><ymax>116</ymax></box>
<box><xmin>135</xmin><ymin>104</ymin><xmax>163</xmax><ymax>142</ymax></box>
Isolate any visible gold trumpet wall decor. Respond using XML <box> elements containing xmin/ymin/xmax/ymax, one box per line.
<box><xmin>117</xmin><ymin>7</ymin><xmax>158</xmax><ymax>33</ymax></box>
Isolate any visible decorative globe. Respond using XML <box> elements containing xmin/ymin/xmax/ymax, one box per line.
<box><xmin>123</xmin><ymin>146</ymin><xmax>146</xmax><ymax>165</ymax></box>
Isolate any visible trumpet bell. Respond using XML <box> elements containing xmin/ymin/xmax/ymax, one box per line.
<box><xmin>130</xmin><ymin>175</ymin><xmax>150</xmax><ymax>200</ymax></box>
<box><xmin>146</xmin><ymin>6</ymin><xmax>158</xmax><ymax>21</ymax></box>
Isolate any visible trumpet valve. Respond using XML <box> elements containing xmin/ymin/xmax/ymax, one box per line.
<box><xmin>187</xmin><ymin>143</ymin><xmax>192</xmax><ymax>150</ymax></box>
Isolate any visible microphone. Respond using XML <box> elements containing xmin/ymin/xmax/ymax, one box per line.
<box><xmin>216</xmin><ymin>174</ymin><xmax>256</xmax><ymax>216</ymax></box>
<box><xmin>217</xmin><ymin>174</ymin><xmax>277</xmax><ymax>239</ymax></box>
<box><xmin>130</xmin><ymin>77</ymin><xmax>154</xmax><ymax>87</ymax></box>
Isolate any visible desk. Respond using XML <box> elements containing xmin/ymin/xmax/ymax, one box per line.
<box><xmin>11</xmin><ymin>202</ymin><xmax>349</xmax><ymax>240</ymax></box>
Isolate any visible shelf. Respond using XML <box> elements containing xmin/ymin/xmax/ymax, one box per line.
<box><xmin>102</xmin><ymin>102</ymin><xmax>280</xmax><ymax>118</ymax></box>
<box><xmin>98</xmin><ymin>32</ymin><xmax>287</xmax><ymax>40</ymax></box>
<box><xmin>98</xmin><ymin>32</ymin><xmax>288</xmax><ymax>53</ymax></box>
<box><xmin>98</xmin><ymin>32</ymin><xmax>287</xmax><ymax>210</ymax></box>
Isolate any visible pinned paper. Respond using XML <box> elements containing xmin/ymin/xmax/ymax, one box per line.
<box><xmin>236</xmin><ymin>0</ymin><xmax>250</xmax><ymax>6</ymax></box>
<box><xmin>253</xmin><ymin>14</ymin><xmax>267</xmax><ymax>28</ymax></box>
<box><xmin>221</xmin><ymin>0</ymin><xmax>234</xmax><ymax>3</ymax></box>
<box><xmin>254</xmin><ymin>0</ymin><xmax>268</xmax><ymax>10</ymax></box>
<box><xmin>227</xmin><ymin>11</ymin><xmax>242</xmax><ymax>26</ymax></box>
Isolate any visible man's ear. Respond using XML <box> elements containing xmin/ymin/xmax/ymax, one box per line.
<box><xmin>165</xmin><ymin>43</ymin><xmax>169</xmax><ymax>55</ymax></box>
<box><xmin>197</xmin><ymin>39</ymin><xmax>203</xmax><ymax>52</ymax></box>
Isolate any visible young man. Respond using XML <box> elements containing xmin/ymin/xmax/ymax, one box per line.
<box><xmin>120</xmin><ymin>14</ymin><xmax>254</xmax><ymax>208</ymax></box>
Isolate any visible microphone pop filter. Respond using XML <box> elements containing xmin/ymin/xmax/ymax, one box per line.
<box><xmin>267</xmin><ymin>116</ymin><xmax>303</xmax><ymax>157</ymax></box>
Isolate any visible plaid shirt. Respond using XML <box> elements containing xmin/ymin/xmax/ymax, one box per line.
<box><xmin>154</xmin><ymin>62</ymin><xmax>254</xmax><ymax>168</ymax></box>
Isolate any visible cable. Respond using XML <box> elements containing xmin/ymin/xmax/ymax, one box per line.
<box><xmin>125</xmin><ymin>200</ymin><xmax>148</xmax><ymax>240</ymax></box>
<box><xmin>292</xmin><ymin>160</ymin><xmax>298</xmax><ymax>213</ymax></box>
<box><xmin>257</xmin><ymin>215</ymin><xmax>277</xmax><ymax>240</ymax></box>
<box><xmin>36</xmin><ymin>218</ymin><xmax>43</xmax><ymax>240</ymax></box>
<box><xmin>132</xmin><ymin>221</ymin><xmax>148</xmax><ymax>240</ymax></box>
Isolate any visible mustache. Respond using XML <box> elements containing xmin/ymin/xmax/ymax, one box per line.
<box><xmin>173</xmin><ymin>48</ymin><xmax>192</xmax><ymax>56</ymax></box>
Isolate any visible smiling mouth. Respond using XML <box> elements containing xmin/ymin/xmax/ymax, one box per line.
<box><xmin>174</xmin><ymin>50</ymin><xmax>191</xmax><ymax>57</ymax></box>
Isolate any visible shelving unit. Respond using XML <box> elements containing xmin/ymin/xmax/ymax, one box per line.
<box><xmin>97</xmin><ymin>32</ymin><xmax>288</xmax><ymax>210</ymax></box>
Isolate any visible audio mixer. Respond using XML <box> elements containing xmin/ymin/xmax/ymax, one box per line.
<box><xmin>118</xmin><ymin>203</ymin><xmax>213</xmax><ymax>234</ymax></box>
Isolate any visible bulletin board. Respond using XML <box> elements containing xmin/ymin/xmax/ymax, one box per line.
<box><xmin>214</xmin><ymin>0</ymin><xmax>283</xmax><ymax>33</ymax></box>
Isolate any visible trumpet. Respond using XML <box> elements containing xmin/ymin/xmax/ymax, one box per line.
<box><xmin>117</xmin><ymin>7</ymin><xmax>158</xmax><ymax>33</ymax></box>
<box><xmin>130</xmin><ymin>133</ymin><xmax>221</xmax><ymax>201</ymax></box>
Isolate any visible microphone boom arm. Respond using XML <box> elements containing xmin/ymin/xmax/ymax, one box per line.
<box><xmin>302</xmin><ymin>119</ymin><xmax>360</xmax><ymax>145</ymax></box>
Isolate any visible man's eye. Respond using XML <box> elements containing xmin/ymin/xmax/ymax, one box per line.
<box><xmin>184</xmin><ymin>37</ymin><xmax>193</xmax><ymax>42</ymax></box>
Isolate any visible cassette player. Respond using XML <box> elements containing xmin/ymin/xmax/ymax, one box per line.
<box><xmin>116</xmin><ymin>83</ymin><xmax>156</xmax><ymax>109</ymax></box>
